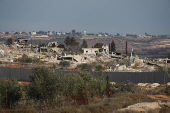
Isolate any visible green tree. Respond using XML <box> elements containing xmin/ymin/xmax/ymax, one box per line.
<box><xmin>94</xmin><ymin>43</ymin><xmax>103</xmax><ymax>48</ymax></box>
<box><xmin>59</xmin><ymin>61</ymin><xmax>70</xmax><ymax>67</ymax></box>
<box><xmin>70</xmin><ymin>37</ymin><xmax>79</xmax><ymax>46</ymax></box>
<box><xmin>167</xmin><ymin>52</ymin><xmax>170</xmax><ymax>59</ymax></box>
<box><xmin>95</xmin><ymin>65</ymin><xmax>103</xmax><ymax>72</ymax></box>
<box><xmin>61</xmin><ymin>72</ymin><xmax>100</xmax><ymax>105</ymax></box>
<box><xmin>27</xmin><ymin>66</ymin><xmax>60</xmax><ymax>111</ymax></box>
<box><xmin>52</xmin><ymin>43</ymin><xmax>56</xmax><ymax>47</ymax></box>
<box><xmin>95</xmin><ymin>65</ymin><xmax>105</xmax><ymax>97</ymax></box>
<box><xmin>106</xmin><ymin>72</ymin><xmax>110</xmax><ymax>98</ymax></box>
<box><xmin>0</xmin><ymin>78</ymin><xmax>22</xmax><ymax>109</ymax></box>
<box><xmin>81</xmin><ymin>39</ymin><xmax>88</xmax><ymax>48</ymax></box>
<box><xmin>64</xmin><ymin>36</ymin><xmax>71</xmax><ymax>46</ymax></box>
<box><xmin>7</xmin><ymin>38</ymin><xmax>13</xmax><ymax>45</ymax></box>
<box><xmin>27</xmin><ymin>66</ymin><xmax>59</xmax><ymax>100</ymax></box>
<box><xmin>111</xmin><ymin>40</ymin><xmax>116</xmax><ymax>52</ymax></box>
<box><xmin>20</xmin><ymin>54</ymin><xmax>28</xmax><ymax>62</ymax></box>
<box><xmin>5</xmin><ymin>32</ymin><xmax>9</xmax><ymax>35</ymax></box>
<box><xmin>77</xmin><ymin>63</ymin><xmax>92</xmax><ymax>71</ymax></box>
<box><xmin>39</xmin><ymin>43</ymin><xmax>46</xmax><ymax>47</ymax></box>
<box><xmin>58</xmin><ymin>44</ymin><xmax>67</xmax><ymax>51</ymax></box>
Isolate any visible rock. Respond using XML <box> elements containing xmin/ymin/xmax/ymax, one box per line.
<box><xmin>117</xmin><ymin>65</ymin><xmax>126</xmax><ymax>71</ymax></box>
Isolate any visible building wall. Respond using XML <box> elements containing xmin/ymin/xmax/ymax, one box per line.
<box><xmin>82</xmin><ymin>48</ymin><xmax>99</xmax><ymax>54</ymax></box>
<box><xmin>0</xmin><ymin>66</ymin><xmax>169</xmax><ymax>84</ymax></box>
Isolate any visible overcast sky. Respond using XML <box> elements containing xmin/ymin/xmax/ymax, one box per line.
<box><xmin>0</xmin><ymin>0</ymin><xmax>170</xmax><ymax>35</ymax></box>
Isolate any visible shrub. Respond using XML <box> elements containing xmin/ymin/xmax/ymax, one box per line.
<box><xmin>133</xmin><ymin>63</ymin><xmax>139</xmax><ymax>68</ymax></box>
<box><xmin>25</xmin><ymin>58</ymin><xmax>32</xmax><ymax>63</ymax></box>
<box><xmin>77</xmin><ymin>63</ymin><xmax>92</xmax><ymax>71</ymax></box>
<box><xmin>59</xmin><ymin>61</ymin><xmax>70</xmax><ymax>67</ymax></box>
<box><xmin>95</xmin><ymin>65</ymin><xmax>103</xmax><ymax>71</ymax></box>
<box><xmin>164</xmin><ymin>85</ymin><xmax>170</xmax><ymax>95</ymax></box>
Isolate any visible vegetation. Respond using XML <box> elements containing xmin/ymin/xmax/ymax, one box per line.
<box><xmin>6</xmin><ymin>38</ymin><xmax>13</xmax><ymax>45</ymax></box>
<box><xmin>59</xmin><ymin>60</ymin><xmax>70</xmax><ymax>67</ymax></box>
<box><xmin>81</xmin><ymin>39</ymin><xmax>88</xmax><ymax>48</ymax></box>
<box><xmin>77</xmin><ymin>63</ymin><xmax>92</xmax><ymax>71</ymax></box>
<box><xmin>64</xmin><ymin>36</ymin><xmax>79</xmax><ymax>53</ymax></box>
<box><xmin>58</xmin><ymin>44</ymin><xmax>67</xmax><ymax>51</ymax></box>
<box><xmin>0</xmin><ymin>66</ymin><xmax>169</xmax><ymax>112</ymax></box>
<box><xmin>20</xmin><ymin>54</ymin><xmax>32</xmax><ymax>63</ymax></box>
<box><xmin>39</xmin><ymin>43</ymin><xmax>46</xmax><ymax>47</ymax></box>
<box><xmin>0</xmin><ymin>78</ymin><xmax>22</xmax><ymax>109</ymax></box>
<box><xmin>110</xmin><ymin>40</ymin><xmax>116</xmax><ymax>52</ymax></box>
<box><xmin>94</xmin><ymin>43</ymin><xmax>103</xmax><ymax>48</ymax></box>
<box><xmin>52</xmin><ymin>43</ymin><xmax>56</xmax><ymax>47</ymax></box>
<box><xmin>77</xmin><ymin>62</ymin><xmax>102</xmax><ymax>71</ymax></box>
<box><xmin>20</xmin><ymin>54</ymin><xmax>40</xmax><ymax>63</ymax></box>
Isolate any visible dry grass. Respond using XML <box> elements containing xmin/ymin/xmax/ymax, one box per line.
<box><xmin>44</xmin><ymin>92</ymin><xmax>155</xmax><ymax>113</ymax></box>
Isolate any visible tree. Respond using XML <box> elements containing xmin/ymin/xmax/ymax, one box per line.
<box><xmin>64</xmin><ymin>36</ymin><xmax>71</xmax><ymax>46</ymax></box>
<box><xmin>77</xmin><ymin>63</ymin><xmax>92</xmax><ymax>71</ymax></box>
<box><xmin>39</xmin><ymin>43</ymin><xmax>46</xmax><ymax>47</ymax></box>
<box><xmin>61</xmin><ymin>72</ymin><xmax>100</xmax><ymax>105</ymax></box>
<box><xmin>7</xmin><ymin>38</ymin><xmax>13</xmax><ymax>45</ymax></box>
<box><xmin>0</xmin><ymin>78</ymin><xmax>22</xmax><ymax>109</ymax></box>
<box><xmin>94</xmin><ymin>43</ymin><xmax>103</xmax><ymax>48</ymax></box>
<box><xmin>28</xmin><ymin>66</ymin><xmax>58</xmax><ymax>100</ymax></box>
<box><xmin>70</xmin><ymin>37</ymin><xmax>79</xmax><ymax>46</ymax></box>
<box><xmin>27</xmin><ymin>66</ymin><xmax>60</xmax><ymax>111</ymax></box>
<box><xmin>5</xmin><ymin>32</ymin><xmax>9</xmax><ymax>35</ymax></box>
<box><xmin>95</xmin><ymin>65</ymin><xmax>105</xmax><ymax>97</ymax></box>
<box><xmin>111</xmin><ymin>40</ymin><xmax>116</xmax><ymax>52</ymax></box>
<box><xmin>59</xmin><ymin>61</ymin><xmax>70</xmax><ymax>67</ymax></box>
<box><xmin>81</xmin><ymin>39</ymin><xmax>88</xmax><ymax>48</ymax></box>
<box><xmin>58</xmin><ymin>44</ymin><xmax>67</xmax><ymax>51</ymax></box>
<box><xmin>52</xmin><ymin>43</ymin><xmax>56</xmax><ymax>47</ymax></box>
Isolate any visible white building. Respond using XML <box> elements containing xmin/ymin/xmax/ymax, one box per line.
<box><xmin>82</xmin><ymin>45</ymin><xmax>109</xmax><ymax>55</ymax></box>
<box><xmin>82</xmin><ymin>48</ymin><xmax>99</xmax><ymax>54</ymax></box>
<box><xmin>83</xmin><ymin>31</ymin><xmax>86</xmax><ymax>35</ymax></box>
<box><xmin>31</xmin><ymin>31</ymin><xmax>36</xmax><ymax>36</ymax></box>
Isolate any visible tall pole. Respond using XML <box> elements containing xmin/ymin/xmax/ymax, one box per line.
<box><xmin>126</xmin><ymin>41</ymin><xmax>128</xmax><ymax>57</ymax></box>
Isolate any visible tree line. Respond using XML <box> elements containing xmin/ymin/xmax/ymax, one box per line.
<box><xmin>0</xmin><ymin>66</ymin><xmax>143</xmax><ymax>112</ymax></box>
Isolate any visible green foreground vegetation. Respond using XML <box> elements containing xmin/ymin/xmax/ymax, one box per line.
<box><xmin>0</xmin><ymin>66</ymin><xmax>170</xmax><ymax>113</ymax></box>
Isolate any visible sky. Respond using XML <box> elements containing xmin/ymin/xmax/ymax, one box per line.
<box><xmin>0</xmin><ymin>0</ymin><xmax>170</xmax><ymax>35</ymax></box>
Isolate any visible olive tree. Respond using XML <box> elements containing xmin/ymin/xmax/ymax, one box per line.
<box><xmin>27</xmin><ymin>66</ymin><xmax>59</xmax><ymax>101</ymax></box>
<box><xmin>0</xmin><ymin>78</ymin><xmax>22</xmax><ymax>109</ymax></box>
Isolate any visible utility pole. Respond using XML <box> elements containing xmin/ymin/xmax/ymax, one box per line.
<box><xmin>126</xmin><ymin>41</ymin><xmax>128</xmax><ymax>57</ymax></box>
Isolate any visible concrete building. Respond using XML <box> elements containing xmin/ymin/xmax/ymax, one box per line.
<box><xmin>82</xmin><ymin>48</ymin><xmax>99</xmax><ymax>54</ymax></box>
<box><xmin>82</xmin><ymin>45</ymin><xmax>109</xmax><ymax>55</ymax></box>
<box><xmin>31</xmin><ymin>31</ymin><xmax>36</xmax><ymax>36</ymax></box>
<box><xmin>47</xmin><ymin>41</ymin><xmax>59</xmax><ymax>47</ymax></box>
<box><xmin>83</xmin><ymin>31</ymin><xmax>86</xmax><ymax>35</ymax></box>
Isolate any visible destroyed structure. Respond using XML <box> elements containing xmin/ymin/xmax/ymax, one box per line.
<box><xmin>0</xmin><ymin>37</ymin><xmax>169</xmax><ymax>72</ymax></box>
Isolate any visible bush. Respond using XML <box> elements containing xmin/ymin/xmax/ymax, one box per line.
<box><xmin>59</xmin><ymin>61</ymin><xmax>70</xmax><ymax>67</ymax></box>
<box><xmin>133</xmin><ymin>63</ymin><xmax>139</xmax><ymax>68</ymax></box>
<box><xmin>25</xmin><ymin>58</ymin><xmax>32</xmax><ymax>63</ymax></box>
<box><xmin>95</xmin><ymin>65</ymin><xmax>103</xmax><ymax>71</ymax></box>
<box><xmin>164</xmin><ymin>85</ymin><xmax>170</xmax><ymax>95</ymax></box>
<box><xmin>77</xmin><ymin>63</ymin><xmax>92</xmax><ymax>71</ymax></box>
